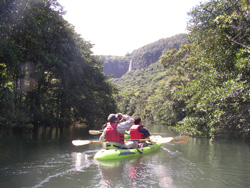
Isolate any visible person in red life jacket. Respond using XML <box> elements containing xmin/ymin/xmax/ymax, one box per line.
<box><xmin>99</xmin><ymin>113</ymin><xmax>138</xmax><ymax>149</ymax></box>
<box><xmin>130</xmin><ymin>116</ymin><xmax>151</xmax><ymax>146</ymax></box>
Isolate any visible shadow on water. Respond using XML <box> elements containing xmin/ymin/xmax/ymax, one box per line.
<box><xmin>0</xmin><ymin>125</ymin><xmax>93</xmax><ymax>188</ymax></box>
<box><xmin>0</xmin><ymin>125</ymin><xmax>250</xmax><ymax>188</ymax></box>
<box><xmin>161</xmin><ymin>137</ymin><xmax>250</xmax><ymax>188</ymax></box>
<box><xmin>32</xmin><ymin>150</ymin><xmax>99</xmax><ymax>188</ymax></box>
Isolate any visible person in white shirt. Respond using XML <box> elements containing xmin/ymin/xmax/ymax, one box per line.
<box><xmin>99</xmin><ymin>113</ymin><xmax>138</xmax><ymax>149</ymax></box>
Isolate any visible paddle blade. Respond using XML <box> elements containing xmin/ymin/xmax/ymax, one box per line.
<box><xmin>89</xmin><ymin>130</ymin><xmax>102</xmax><ymax>135</ymax></box>
<box><xmin>150</xmin><ymin>136</ymin><xmax>173</xmax><ymax>143</ymax></box>
<box><xmin>170</xmin><ymin>136</ymin><xmax>189</xmax><ymax>143</ymax></box>
<box><xmin>149</xmin><ymin>135</ymin><xmax>189</xmax><ymax>144</ymax></box>
<box><xmin>157</xmin><ymin>137</ymin><xmax>174</xmax><ymax>143</ymax></box>
<box><xmin>72</xmin><ymin>140</ymin><xmax>91</xmax><ymax>146</ymax></box>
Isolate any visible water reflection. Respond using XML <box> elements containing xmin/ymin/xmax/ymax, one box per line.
<box><xmin>96</xmin><ymin>159</ymin><xmax>128</xmax><ymax>188</ymax></box>
<box><xmin>71</xmin><ymin>151</ymin><xmax>95</xmax><ymax>172</ymax></box>
<box><xmin>95</xmin><ymin>154</ymin><xmax>174</xmax><ymax>188</ymax></box>
<box><xmin>163</xmin><ymin>137</ymin><xmax>250</xmax><ymax>188</ymax></box>
<box><xmin>152</xmin><ymin>164</ymin><xmax>174</xmax><ymax>187</ymax></box>
<box><xmin>1</xmin><ymin>125</ymin><xmax>250</xmax><ymax>188</ymax></box>
<box><xmin>126</xmin><ymin>158</ymin><xmax>142</xmax><ymax>184</ymax></box>
<box><xmin>72</xmin><ymin>152</ymin><xmax>85</xmax><ymax>172</ymax></box>
<box><xmin>33</xmin><ymin>150</ymin><xmax>97</xmax><ymax>188</ymax></box>
<box><xmin>95</xmin><ymin>158</ymin><xmax>138</xmax><ymax>187</ymax></box>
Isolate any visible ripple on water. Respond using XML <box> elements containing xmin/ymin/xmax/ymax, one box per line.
<box><xmin>163</xmin><ymin>148</ymin><xmax>250</xmax><ymax>188</ymax></box>
<box><xmin>32</xmin><ymin>150</ymin><xmax>98</xmax><ymax>188</ymax></box>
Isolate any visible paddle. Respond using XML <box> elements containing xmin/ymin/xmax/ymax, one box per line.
<box><xmin>168</xmin><ymin>136</ymin><xmax>189</xmax><ymax>143</ymax></box>
<box><xmin>89</xmin><ymin>130</ymin><xmax>103</xmax><ymax>135</ymax></box>
<box><xmin>72</xmin><ymin>140</ymin><xmax>102</xmax><ymax>146</ymax></box>
<box><xmin>72</xmin><ymin>136</ymin><xmax>189</xmax><ymax>146</ymax></box>
<box><xmin>89</xmin><ymin>129</ymin><xmax>130</xmax><ymax>135</ymax></box>
<box><xmin>127</xmin><ymin>136</ymin><xmax>189</xmax><ymax>144</ymax></box>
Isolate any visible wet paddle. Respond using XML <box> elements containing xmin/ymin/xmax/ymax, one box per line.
<box><xmin>89</xmin><ymin>130</ymin><xmax>103</xmax><ymax>135</ymax></box>
<box><xmin>72</xmin><ymin>136</ymin><xmax>189</xmax><ymax>146</ymax></box>
<box><xmin>127</xmin><ymin>136</ymin><xmax>189</xmax><ymax>144</ymax></box>
<box><xmin>72</xmin><ymin>140</ymin><xmax>102</xmax><ymax>146</ymax></box>
<box><xmin>168</xmin><ymin>136</ymin><xmax>189</xmax><ymax>143</ymax></box>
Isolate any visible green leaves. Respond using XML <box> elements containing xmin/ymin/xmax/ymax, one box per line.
<box><xmin>169</xmin><ymin>0</ymin><xmax>250</xmax><ymax>138</ymax></box>
<box><xmin>106</xmin><ymin>0</ymin><xmax>250</xmax><ymax>138</ymax></box>
<box><xmin>0</xmin><ymin>0</ymin><xmax>117</xmax><ymax>128</ymax></box>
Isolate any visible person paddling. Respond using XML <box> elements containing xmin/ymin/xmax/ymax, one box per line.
<box><xmin>99</xmin><ymin>113</ymin><xmax>138</xmax><ymax>149</ymax></box>
<box><xmin>130</xmin><ymin>116</ymin><xmax>151</xmax><ymax>147</ymax></box>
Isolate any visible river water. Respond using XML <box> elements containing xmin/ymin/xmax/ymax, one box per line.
<box><xmin>0</xmin><ymin>125</ymin><xmax>250</xmax><ymax>188</ymax></box>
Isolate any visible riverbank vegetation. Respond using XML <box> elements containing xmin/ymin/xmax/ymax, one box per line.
<box><xmin>111</xmin><ymin>0</ymin><xmax>250</xmax><ymax>138</ymax></box>
<box><xmin>161</xmin><ymin>0</ymin><xmax>250</xmax><ymax>138</ymax></box>
<box><xmin>0</xmin><ymin>0</ymin><xmax>117</xmax><ymax>129</ymax></box>
<box><xmin>1</xmin><ymin>0</ymin><xmax>250</xmax><ymax>138</ymax></box>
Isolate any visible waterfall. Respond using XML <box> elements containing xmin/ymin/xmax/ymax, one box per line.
<box><xmin>128</xmin><ymin>60</ymin><xmax>132</xmax><ymax>71</ymax></box>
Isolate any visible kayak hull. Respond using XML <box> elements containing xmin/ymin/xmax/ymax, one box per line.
<box><xmin>94</xmin><ymin>142</ymin><xmax>162</xmax><ymax>160</ymax></box>
<box><xmin>124</xmin><ymin>134</ymin><xmax>130</xmax><ymax>139</ymax></box>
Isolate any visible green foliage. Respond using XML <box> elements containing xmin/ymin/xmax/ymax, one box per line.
<box><xmin>110</xmin><ymin>33</ymin><xmax>188</xmax><ymax>125</ymax></box>
<box><xmin>102</xmin><ymin>33</ymin><xmax>188</xmax><ymax>78</ymax></box>
<box><xmin>110</xmin><ymin>0</ymin><xmax>250</xmax><ymax>138</ymax></box>
<box><xmin>129</xmin><ymin>34</ymin><xmax>188</xmax><ymax>70</ymax></box>
<box><xmin>169</xmin><ymin>0</ymin><xmax>250</xmax><ymax>138</ymax></box>
<box><xmin>0</xmin><ymin>0</ymin><xmax>117</xmax><ymax>128</ymax></box>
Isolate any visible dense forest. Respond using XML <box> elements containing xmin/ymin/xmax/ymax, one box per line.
<box><xmin>0</xmin><ymin>0</ymin><xmax>117</xmax><ymax>129</ymax></box>
<box><xmin>108</xmin><ymin>35</ymin><xmax>188</xmax><ymax>130</ymax></box>
<box><xmin>1</xmin><ymin>0</ymin><xmax>250</xmax><ymax>138</ymax></box>
<box><xmin>104</xmin><ymin>0</ymin><xmax>250</xmax><ymax>138</ymax></box>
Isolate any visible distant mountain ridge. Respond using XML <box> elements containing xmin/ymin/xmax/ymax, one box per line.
<box><xmin>101</xmin><ymin>33</ymin><xmax>188</xmax><ymax>78</ymax></box>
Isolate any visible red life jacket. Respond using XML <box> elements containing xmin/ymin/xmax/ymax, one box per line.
<box><xmin>130</xmin><ymin>125</ymin><xmax>146</xmax><ymax>139</ymax></box>
<box><xmin>105</xmin><ymin>122</ymin><xmax>124</xmax><ymax>143</ymax></box>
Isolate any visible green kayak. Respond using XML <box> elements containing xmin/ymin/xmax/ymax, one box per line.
<box><xmin>124</xmin><ymin>134</ymin><xmax>130</xmax><ymax>139</ymax></box>
<box><xmin>94</xmin><ymin>142</ymin><xmax>162</xmax><ymax>160</ymax></box>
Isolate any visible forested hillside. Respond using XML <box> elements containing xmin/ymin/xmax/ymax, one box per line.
<box><xmin>111</xmin><ymin>0</ymin><xmax>250</xmax><ymax>138</ymax></box>
<box><xmin>1</xmin><ymin>0</ymin><xmax>249</xmax><ymax>139</ymax></box>
<box><xmin>0</xmin><ymin>0</ymin><xmax>117</xmax><ymax>129</ymax></box>
<box><xmin>102</xmin><ymin>33</ymin><xmax>188</xmax><ymax>78</ymax></box>
<box><xmin>128</xmin><ymin>33</ymin><xmax>188</xmax><ymax>70</ymax></box>
<box><xmin>109</xmin><ymin>33</ymin><xmax>189</xmax><ymax>127</ymax></box>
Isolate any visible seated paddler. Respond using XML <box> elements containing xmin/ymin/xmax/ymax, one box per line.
<box><xmin>99</xmin><ymin>113</ymin><xmax>138</xmax><ymax>149</ymax></box>
<box><xmin>130</xmin><ymin>116</ymin><xmax>151</xmax><ymax>147</ymax></box>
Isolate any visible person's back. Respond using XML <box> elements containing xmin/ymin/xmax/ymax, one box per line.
<box><xmin>130</xmin><ymin>124</ymin><xmax>146</xmax><ymax>139</ymax></box>
<box><xmin>105</xmin><ymin>117</ymin><xmax>124</xmax><ymax>149</ymax></box>
<box><xmin>99</xmin><ymin>113</ymin><xmax>138</xmax><ymax>149</ymax></box>
<box><xmin>130</xmin><ymin>116</ymin><xmax>151</xmax><ymax>146</ymax></box>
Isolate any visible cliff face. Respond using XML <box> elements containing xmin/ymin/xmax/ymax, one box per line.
<box><xmin>101</xmin><ymin>56</ymin><xmax>130</xmax><ymax>78</ymax></box>
<box><xmin>102</xmin><ymin>33</ymin><xmax>188</xmax><ymax>78</ymax></box>
<box><xmin>102</xmin><ymin>59</ymin><xmax>129</xmax><ymax>78</ymax></box>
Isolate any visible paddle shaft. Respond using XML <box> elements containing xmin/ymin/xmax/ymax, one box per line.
<box><xmin>72</xmin><ymin>136</ymin><xmax>189</xmax><ymax>146</ymax></box>
<box><xmin>170</xmin><ymin>136</ymin><xmax>189</xmax><ymax>143</ymax></box>
<box><xmin>89</xmin><ymin>130</ymin><xmax>103</xmax><ymax>135</ymax></box>
<box><xmin>126</xmin><ymin>139</ymin><xmax>150</xmax><ymax>142</ymax></box>
<box><xmin>127</xmin><ymin>136</ymin><xmax>189</xmax><ymax>144</ymax></box>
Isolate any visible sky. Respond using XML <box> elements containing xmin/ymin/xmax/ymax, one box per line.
<box><xmin>57</xmin><ymin>0</ymin><xmax>204</xmax><ymax>56</ymax></box>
